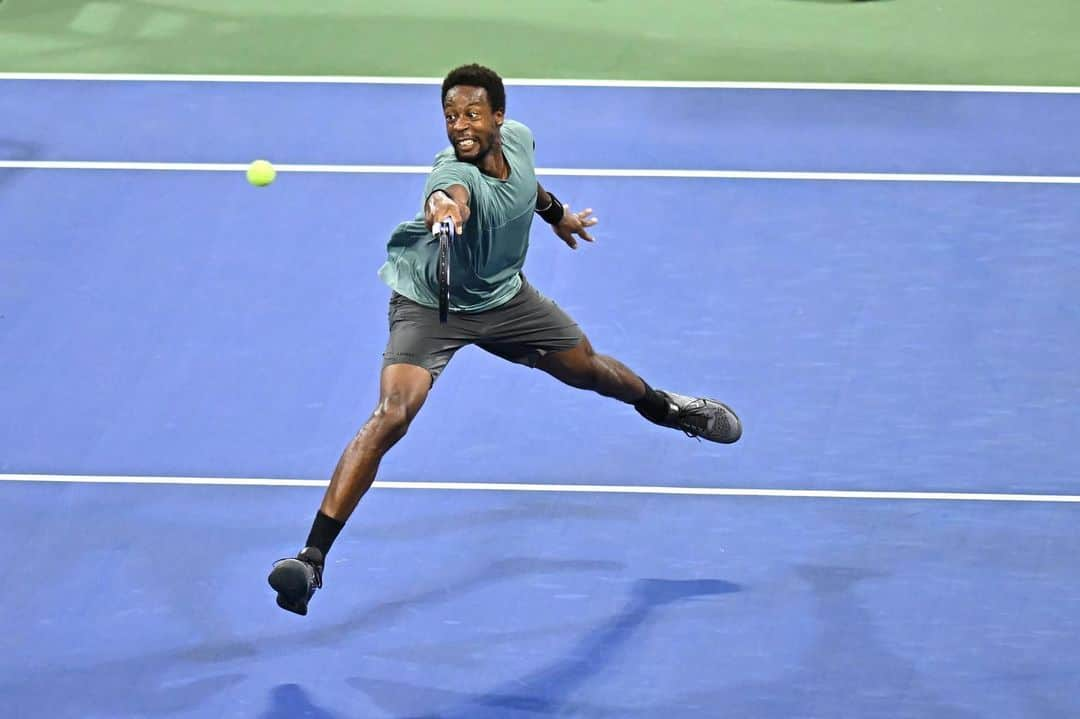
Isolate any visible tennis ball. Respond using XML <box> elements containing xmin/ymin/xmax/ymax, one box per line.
<box><xmin>246</xmin><ymin>159</ymin><xmax>276</xmax><ymax>187</ymax></box>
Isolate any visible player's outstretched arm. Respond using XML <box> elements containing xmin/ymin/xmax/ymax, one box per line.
<box><xmin>425</xmin><ymin>184</ymin><xmax>470</xmax><ymax>235</ymax></box>
<box><xmin>536</xmin><ymin>182</ymin><xmax>597</xmax><ymax>250</ymax></box>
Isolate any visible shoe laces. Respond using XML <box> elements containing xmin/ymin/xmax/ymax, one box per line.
<box><xmin>299</xmin><ymin>553</ymin><xmax>324</xmax><ymax>590</ymax></box>
<box><xmin>672</xmin><ymin>398</ymin><xmax>710</xmax><ymax>440</ymax></box>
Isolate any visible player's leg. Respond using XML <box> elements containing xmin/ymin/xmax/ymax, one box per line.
<box><xmin>476</xmin><ymin>278</ymin><xmax>741</xmax><ymax>444</ymax></box>
<box><xmin>535</xmin><ymin>335</ymin><xmax>742</xmax><ymax>444</ymax></box>
<box><xmin>269</xmin><ymin>292</ymin><xmax>466</xmax><ymax>615</ymax></box>
<box><xmin>532</xmin><ymin>334</ymin><xmax>644</xmax><ymax>401</ymax></box>
<box><xmin>268</xmin><ymin>364</ymin><xmax>431</xmax><ymax>616</ymax></box>
<box><xmin>321</xmin><ymin>362</ymin><xmax>432</xmax><ymax>521</ymax></box>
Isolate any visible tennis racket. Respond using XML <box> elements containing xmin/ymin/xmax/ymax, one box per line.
<box><xmin>436</xmin><ymin>218</ymin><xmax>454</xmax><ymax>323</ymax></box>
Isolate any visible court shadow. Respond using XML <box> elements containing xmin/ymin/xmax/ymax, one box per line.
<box><xmin>0</xmin><ymin>138</ymin><xmax>39</xmax><ymax>160</ymax></box>
<box><xmin>362</xmin><ymin>498</ymin><xmax>637</xmax><ymax>541</ymax></box>
<box><xmin>300</xmin><ymin>556</ymin><xmax>625</xmax><ymax>650</ymax></box>
<box><xmin>348</xmin><ymin>578</ymin><xmax>741</xmax><ymax>718</ymax></box>
<box><xmin>348</xmin><ymin>566</ymin><xmax>983</xmax><ymax>718</ymax></box>
<box><xmin>169</xmin><ymin>555</ymin><xmax>623</xmax><ymax>664</ymax></box>
<box><xmin>0</xmin><ymin>0</ymin><xmax>89</xmax><ymax>19</ymax></box>
<box><xmin>0</xmin><ymin>668</ymin><xmax>246</xmax><ymax>719</ymax></box>
<box><xmin>259</xmin><ymin>684</ymin><xmax>342</xmax><ymax>719</ymax></box>
<box><xmin>695</xmin><ymin>563</ymin><xmax>981</xmax><ymax>719</ymax></box>
<box><xmin>0</xmin><ymin>1</ymin><xmax>674</xmax><ymax>79</ymax></box>
<box><xmin>0</xmin><ymin>556</ymin><xmax>617</xmax><ymax>718</ymax></box>
<box><xmin>0</xmin><ymin>139</ymin><xmax>41</xmax><ymax>191</ymax></box>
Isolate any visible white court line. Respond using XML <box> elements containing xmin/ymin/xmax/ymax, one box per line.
<box><xmin>2</xmin><ymin>161</ymin><xmax>1079</xmax><ymax>185</ymax></box>
<box><xmin>0</xmin><ymin>161</ymin><xmax>425</xmax><ymax>174</ymax></box>
<box><xmin>1</xmin><ymin>474</ymin><xmax>1078</xmax><ymax>503</ymax></box>
<box><xmin>1</xmin><ymin>73</ymin><xmax>1079</xmax><ymax>93</ymax></box>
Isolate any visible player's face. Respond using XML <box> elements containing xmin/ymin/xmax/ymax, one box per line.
<box><xmin>443</xmin><ymin>85</ymin><xmax>504</xmax><ymax>164</ymax></box>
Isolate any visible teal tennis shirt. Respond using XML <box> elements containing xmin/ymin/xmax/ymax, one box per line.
<box><xmin>378</xmin><ymin>119</ymin><xmax>538</xmax><ymax>313</ymax></box>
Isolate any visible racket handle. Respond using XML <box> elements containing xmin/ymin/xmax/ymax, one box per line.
<box><xmin>431</xmin><ymin>218</ymin><xmax>446</xmax><ymax>235</ymax></box>
<box><xmin>434</xmin><ymin>217</ymin><xmax>456</xmax><ymax>238</ymax></box>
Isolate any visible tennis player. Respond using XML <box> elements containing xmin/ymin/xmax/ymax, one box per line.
<box><xmin>269</xmin><ymin>64</ymin><xmax>741</xmax><ymax>615</ymax></box>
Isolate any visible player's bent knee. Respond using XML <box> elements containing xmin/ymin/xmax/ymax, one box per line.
<box><xmin>374</xmin><ymin>394</ymin><xmax>416</xmax><ymax>440</ymax></box>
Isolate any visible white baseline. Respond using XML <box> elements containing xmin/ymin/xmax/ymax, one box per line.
<box><xmin>1</xmin><ymin>73</ymin><xmax>1079</xmax><ymax>94</ymax></box>
<box><xmin>1</xmin><ymin>474</ymin><xmax>1078</xmax><ymax>503</ymax></box>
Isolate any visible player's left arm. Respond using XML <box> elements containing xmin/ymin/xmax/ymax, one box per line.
<box><xmin>535</xmin><ymin>182</ymin><xmax>597</xmax><ymax>251</ymax></box>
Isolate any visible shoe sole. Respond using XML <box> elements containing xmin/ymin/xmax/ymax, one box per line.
<box><xmin>712</xmin><ymin>401</ymin><xmax>742</xmax><ymax>444</ymax></box>
<box><xmin>268</xmin><ymin>559</ymin><xmax>311</xmax><ymax>616</ymax></box>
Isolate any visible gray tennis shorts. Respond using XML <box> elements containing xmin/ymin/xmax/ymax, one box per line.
<box><xmin>383</xmin><ymin>277</ymin><xmax>585</xmax><ymax>383</ymax></box>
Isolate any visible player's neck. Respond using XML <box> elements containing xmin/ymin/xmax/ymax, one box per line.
<box><xmin>476</xmin><ymin>139</ymin><xmax>509</xmax><ymax>180</ymax></box>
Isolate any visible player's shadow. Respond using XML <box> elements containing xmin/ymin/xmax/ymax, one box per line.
<box><xmin>297</xmin><ymin>556</ymin><xmax>626</xmax><ymax>652</ymax></box>
<box><xmin>0</xmin><ymin>139</ymin><xmax>42</xmax><ymax>191</ymax></box>
<box><xmin>679</xmin><ymin>564</ymin><xmax>981</xmax><ymax>719</ymax></box>
<box><xmin>360</xmin><ymin>498</ymin><xmax>638</xmax><ymax>542</ymax></box>
<box><xmin>350</xmin><ymin>566</ymin><xmax>984</xmax><ymax>718</ymax></box>
<box><xmin>348</xmin><ymin>577</ymin><xmax>742</xmax><ymax>718</ymax></box>
<box><xmin>259</xmin><ymin>684</ymin><xmax>341</xmax><ymax>719</ymax></box>
<box><xmin>0</xmin><ymin>668</ymin><xmax>247</xmax><ymax>719</ymax></box>
<box><xmin>0</xmin><ymin>556</ymin><xmax>620</xmax><ymax>718</ymax></box>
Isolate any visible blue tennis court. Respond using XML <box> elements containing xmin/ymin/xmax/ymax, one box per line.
<box><xmin>2</xmin><ymin>78</ymin><xmax>1079</xmax><ymax>718</ymax></box>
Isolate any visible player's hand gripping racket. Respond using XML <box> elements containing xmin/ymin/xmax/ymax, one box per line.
<box><xmin>436</xmin><ymin>218</ymin><xmax>455</xmax><ymax>324</ymax></box>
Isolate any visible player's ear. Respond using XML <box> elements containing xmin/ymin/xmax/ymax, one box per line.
<box><xmin>494</xmin><ymin>109</ymin><xmax>505</xmax><ymax>126</ymax></box>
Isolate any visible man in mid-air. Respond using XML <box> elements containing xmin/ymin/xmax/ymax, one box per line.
<box><xmin>269</xmin><ymin>63</ymin><xmax>741</xmax><ymax>615</ymax></box>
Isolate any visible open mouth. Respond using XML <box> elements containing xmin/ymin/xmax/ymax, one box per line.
<box><xmin>456</xmin><ymin>138</ymin><xmax>478</xmax><ymax>151</ymax></box>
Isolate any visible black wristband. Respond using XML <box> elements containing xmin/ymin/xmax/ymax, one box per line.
<box><xmin>536</xmin><ymin>191</ymin><xmax>565</xmax><ymax>225</ymax></box>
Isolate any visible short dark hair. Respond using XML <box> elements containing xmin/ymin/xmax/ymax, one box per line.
<box><xmin>441</xmin><ymin>63</ymin><xmax>506</xmax><ymax>113</ymax></box>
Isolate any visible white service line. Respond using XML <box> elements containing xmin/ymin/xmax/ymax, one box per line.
<box><xmin>0</xmin><ymin>161</ymin><xmax>427</xmax><ymax>174</ymax></box>
<box><xmin>1</xmin><ymin>473</ymin><xmax>1078</xmax><ymax>503</ymax></box>
<box><xmin>1</xmin><ymin>161</ymin><xmax>1078</xmax><ymax>185</ymax></box>
<box><xmin>1</xmin><ymin>73</ymin><xmax>1079</xmax><ymax>94</ymax></box>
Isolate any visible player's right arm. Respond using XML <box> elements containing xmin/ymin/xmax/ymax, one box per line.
<box><xmin>425</xmin><ymin>184</ymin><xmax>470</xmax><ymax>235</ymax></box>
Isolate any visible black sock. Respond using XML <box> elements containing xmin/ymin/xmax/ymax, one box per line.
<box><xmin>305</xmin><ymin>511</ymin><xmax>345</xmax><ymax>559</ymax></box>
<box><xmin>633</xmin><ymin>378</ymin><xmax>671</xmax><ymax>424</ymax></box>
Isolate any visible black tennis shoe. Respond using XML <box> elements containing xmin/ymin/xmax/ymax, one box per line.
<box><xmin>646</xmin><ymin>390</ymin><xmax>742</xmax><ymax>444</ymax></box>
<box><xmin>268</xmin><ymin>546</ymin><xmax>324</xmax><ymax>616</ymax></box>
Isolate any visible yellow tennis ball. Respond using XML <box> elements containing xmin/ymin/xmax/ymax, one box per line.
<box><xmin>246</xmin><ymin>159</ymin><xmax>276</xmax><ymax>187</ymax></box>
